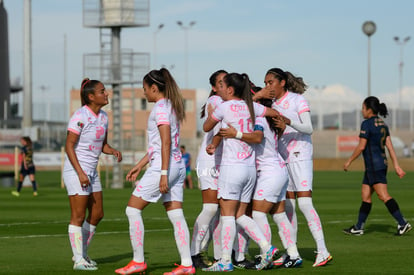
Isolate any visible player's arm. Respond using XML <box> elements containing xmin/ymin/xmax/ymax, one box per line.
<box><xmin>219</xmin><ymin>124</ymin><xmax>264</xmax><ymax>144</ymax></box>
<box><xmin>281</xmin><ymin>111</ymin><xmax>313</xmax><ymax>135</ymax></box>
<box><xmin>343</xmin><ymin>137</ymin><xmax>367</xmax><ymax>171</ymax></box>
<box><xmin>385</xmin><ymin>136</ymin><xmax>406</xmax><ymax>179</ymax></box>
<box><xmin>206</xmin><ymin>134</ymin><xmax>222</xmax><ymax>155</ymax></box>
<box><xmin>126</xmin><ymin>153</ymin><xmax>149</xmax><ymax>182</ymax></box>
<box><xmin>65</xmin><ymin>131</ymin><xmax>89</xmax><ymax>186</ymax></box>
<box><xmin>158</xmin><ymin>124</ymin><xmax>171</xmax><ymax>194</ymax></box>
<box><xmin>102</xmin><ymin>132</ymin><xmax>122</xmax><ymax>162</ymax></box>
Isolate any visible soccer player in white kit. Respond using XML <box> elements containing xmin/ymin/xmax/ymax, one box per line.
<box><xmin>115</xmin><ymin>69</ymin><xmax>195</xmax><ymax>275</ymax></box>
<box><xmin>220</xmin><ymin>89</ymin><xmax>302</xmax><ymax>268</ymax></box>
<box><xmin>202</xmin><ymin>73</ymin><xmax>279</xmax><ymax>272</ymax></box>
<box><xmin>191</xmin><ymin>70</ymin><xmax>227</xmax><ymax>268</ymax></box>
<box><xmin>63</xmin><ymin>78</ymin><xmax>122</xmax><ymax>271</ymax></box>
<box><xmin>254</xmin><ymin>68</ymin><xmax>332</xmax><ymax>267</ymax></box>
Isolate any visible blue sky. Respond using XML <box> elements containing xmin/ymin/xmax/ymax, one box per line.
<box><xmin>4</xmin><ymin>0</ymin><xmax>414</xmax><ymax>112</ymax></box>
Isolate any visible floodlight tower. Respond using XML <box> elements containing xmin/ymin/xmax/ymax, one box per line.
<box><xmin>83</xmin><ymin>0</ymin><xmax>150</xmax><ymax>188</ymax></box>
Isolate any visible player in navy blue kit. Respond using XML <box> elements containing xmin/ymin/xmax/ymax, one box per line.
<box><xmin>343</xmin><ymin>96</ymin><xmax>411</xmax><ymax>236</ymax></box>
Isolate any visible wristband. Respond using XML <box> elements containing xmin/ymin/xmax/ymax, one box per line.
<box><xmin>160</xmin><ymin>170</ymin><xmax>168</xmax><ymax>176</ymax></box>
<box><xmin>235</xmin><ymin>131</ymin><xmax>243</xmax><ymax>140</ymax></box>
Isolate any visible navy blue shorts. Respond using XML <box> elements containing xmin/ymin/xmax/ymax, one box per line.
<box><xmin>20</xmin><ymin>165</ymin><xmax>35</xmax><ymax>177</ymax></box>
<box><xmin>362</xmin><ymin>169</ymin><xmax>387</xmax><ymax>186</ymax></box>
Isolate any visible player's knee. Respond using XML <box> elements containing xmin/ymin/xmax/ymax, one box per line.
<box><xmin>202</xmin><ymin>203</ymin><xmax>219</xmax><ymax>218</ymax></box>
<box><xmin>297</xmin><ymin>197</ymin><xmax>314</xmax><ymax>212</ymax></box>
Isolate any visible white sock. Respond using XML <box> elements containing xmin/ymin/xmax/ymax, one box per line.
<box><xmin>220</xmin><ymin>216</ymin><xmax>236</xmax><ymax>264</ymax></box>
<box><xmin>272</xmin><ymin>213</ymin><xmax>299</xmax><ymax>258</ymax></box>
<box><xmin>236</xmin><ymin>215</ymin><xmax>271</xmax><ymax>254</ymax></box>
<box><xmin>212</xmin><ymin>212</ymin><xmax>222</xmax><ymax>260</ymax></box>
<box><xmin>81</xmin><ymin>221</ymin><xmax>96</xmax><ymax>258</ymax></box>
<box><xmin>298</xmin><ymin>197</ymin><xmax>328</xmax><ymax>253</ymax></box>
<box><xmin>233</xmin><ymin>225</ymin><xmax>249</xmax><ymax>262</ymax></box>
<box><xmin>285</xmin><ymin>198</ymin><xmax>297</xmax><ymax>238</ymax></box>
<box><xmin>167</xmin><ymin>208</ymin><xmax>192</xmax><ymax>267</ymax></box>
<box><xmin>126</xmin><ymin>206</ymin><xmax>145</xmax><ymax>263</ymax></box>
<box><xmin>68</xmin><ymin>224</ymin><xmax>83</xmax><ymax>262</ymax></box>
<box><xmin>252</xmin><ymin>210</ymin><xmax>272</xmax><ymax>243</ymax></box>
<box><xmin>191</xmin><ymin>203</ymin><xmax>218</xmax><ymax>255</ymax></box>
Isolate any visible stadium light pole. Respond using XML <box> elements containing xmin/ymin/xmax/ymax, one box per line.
<box><xmin>177</xmin><ymin>20</ymin><xmax>196</xmax><ymax>88</ymax></box>
<box><xmin>362</xmin><ymin>21</ymin><xmax>376</xmax><ymax>98</ymax></box>
<box><xmin>393</xmin><ymin>36</ymin><xmax>410</xmax><ymax>130</ymax></box>
<box><xmin>153</xmin><ymin>23</ymin><xmax>164</xmax><ymax>68</ymax></box>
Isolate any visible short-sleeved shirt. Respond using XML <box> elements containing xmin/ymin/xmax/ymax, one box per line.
<box><xmin>359</xmin><ymin>116</ymin><xmax>389</xmax><ymax>171</ymax></box>
<box><xmin>272</xmin><ymin>91</ymin><xmax>313</xmax><ymax>162</ymax></box>
<box><xmin>212</xmin><ymin>100</ymin><xmax>266</xmax><ymax>167</ymax></box>
<box><xmin>254</xmin><ymin>117</ymin><xmax>284</xmax><ymax>171</ymax></box>
<box><xmin>21</xmin><ymin>145</ymin><xmax>34</xmax><ymax>168</ymax></box>
<box><xmin>197</xmin><ymin>95</ymin><xmax>223</xmax><ymax>165</ymax></box>
<box><xmin>147</xmin><ymin>98</ymin><xmax>183</xmax><ymax>169</ymax></box>
<box><xmin>64</xmin><ymin>105</ymin><xmax>108</xmax><ymax>172</ymax></box>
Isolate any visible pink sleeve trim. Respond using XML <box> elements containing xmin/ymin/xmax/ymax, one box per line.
<box><xmin>157</xmin><ymin>121</ymin><xmax>170</xmax><ymax>126</ymax></box>
<box><xmin>68</xmin><ymin>128</ymin><xmax>80</xmax><ymax>135</ymax></box>
<box><xmin>211</xmin><ymin>113</ymin><xmax>220</xmax><ymax>121</ymax></box>
<box><xmin>298</xmin><ymin>108</ymin><xmax>310</xmax><ymax>115</ymax></box>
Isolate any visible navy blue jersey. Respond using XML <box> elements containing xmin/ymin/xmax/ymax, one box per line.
<box><xmin>359</xmin><ymin>116</ymin><xmax>389</xmax><ymax>171</ymax></box>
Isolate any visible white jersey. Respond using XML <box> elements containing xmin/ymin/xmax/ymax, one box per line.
<box><xmin>212</xmin><ymin>100</ymin><xmax>265</xmax><ymax>167</ymax></box>
<box><xmin>272</xmin><ymin>91</ymin><xmax>313</xmax><ymax>162</ymax></box>
<box><xmin>147</xmin><ymin>98</ymin><xmax>183</xmax><ymax>169</ymax></box>
<box><xmin>254</xmin><ymin>117</ymin><xmax>284</xmax><ymax>171</ymax></box>
<box><xmin>64</xmin><ymin>105</ymin><xmax>108</xmax><ymax>172</ymax></box>
<box><xmin>196</xmin><ymin>95</ymin><xmax>223</xmax><ymax>164</ymax></box>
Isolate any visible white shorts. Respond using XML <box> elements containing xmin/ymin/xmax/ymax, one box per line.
<box><xmin>63</xmin><ymin>169</ymin><xmax>102</xmax><ymax>196</ymax></box>
<box><xmin>253</xmin><ymin>164</ymin><xmax>288</xmax><ymax>203</ymax></box>
<box><xmin>196</xmin><ymin>160</ymin><xmax>219</xmax><ymax>191</ymax></box>
<box><xmin>286</xmin><ymin>160</ymin><xmax>313</xmax><ymax>192</ymax></box>
<box><xmin>217</xmin><ymin>165</ymin><xmax>256</xmax><ymax>203</ymax></box>
<box><xmin>132</xmin><ymin>165</ymin><xmax>185</xmax><ymax>203</ymax></box>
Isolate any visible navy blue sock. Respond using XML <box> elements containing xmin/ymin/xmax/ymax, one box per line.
<box><xmin>17</xmin><ymin>181</ymin><xmax>23</xmax><ymax>192</ymax></box>
<box><xmin>356</xmin><ymin>201</ymin><xmax>372</xmax><ymax>229</ymax></box>
<box><xmin>31</xmin><ymin>181</ymin><xmax>37</xmax><ymax>192</ymax></box>
<box><xmin>385</xmin><ymin>198</ymin><xmax>406</xmax><ymax>226</ymax></box>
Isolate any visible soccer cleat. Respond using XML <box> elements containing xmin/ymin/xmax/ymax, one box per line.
<box><xmin>343</xmin><ymin>225</ymin><xmax>364</xmax><ymax>236</ymax></box>
<box><xmin>233</xmin><ymin>258</ymin><xmax>257</xmax><ymax>270</ymax></box>
<box><xmin>272</xmin><ymin>253</ymin><xmax>288</xmax><ymax>267</ymax></box>
<box><xmin>312</xmin><ymin>251</ymin><xmax>332</xmax><ymax>267</ymax></box>
<box><xmin>272</xmin><ymin>254</ymin><xmax>302</xmax><ymax>268</ymax></box>
<box><xmin>73</xmin><ymin>257</ymin><xmax>98</xmax><ymax>271</ymax></box>
<box><xmin>115</xmin><ymin>260</ymin><xmax>147</xmax><ymax>274</ymax></box>
<box><xmin>33</xmin><ymin>191</ymin><xmax>38</xmax><ymax>196</ymax></box>
<box><xmin>202</xmin><ymin>260</ymin><xmax>234</xmax><ymax>272</ymax></box>
<box><xmin>396</xmin><ymin>223</ymin><xmax>412</xmax><ymax>236</ymax></box>
<box><xmin>11</xmin><ymin>191</ymin><xmax>20</xmax><ymax>197</ymax></box>
<box><xmin>192</xmin><ymin>253</ymin><xmax>210</xmax><ymax>268</ymax></box>
<box><xmin>163</xmin><ymin>264</ymin><xmax>196</xmax><ymax>275</ymax></box>
<box><xmin>256</xmin><ymin>246</ymin><xmax>278</xmax><ymax>270</ymax></box>
<box><xmin>72</xmin><ymin>256</ymin><xmax>97</xmax><ymax>266</ymax></box>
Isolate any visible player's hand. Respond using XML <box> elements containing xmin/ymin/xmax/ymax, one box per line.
<box><xmin>206</xmin><ymin>144</ymin><xmax>216</xmax><ymax>155</ymax></box>
<box><xmin>343</xmin><ymin>161</ymin><xmax>351</xmax><ymax>172</ymax></box>
<box><xmin>219</xmin><ymin>125</ymin><xmax>237</xmax><ymax>138</ymax></box>
<box><xmin>395</xmin><ymin>166</ymin><xmax>406</xmax><ymax>179</ymax></box>
<box><xmin>113</xmin><ymin>150</ymin><xmax>122</xmax><ymax>162</ymax></box>
<box><xmin>159</xmin><ymin>175</ymin><xmax>169</xmax><ymax>194</ymax></box>
<box><xmin>126</xmin><ymin>165</ymin><xmax>141</xmax><ymax>181</ymax></box>
<box><xmin>78</xmin><ymin>171</ymin><xmax>90</xmax><ymax>188</ymax></box>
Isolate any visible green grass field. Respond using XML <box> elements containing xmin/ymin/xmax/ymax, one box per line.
<box><xmin>1</xmin><ymin>170</ymin><xmax>413</xmax><ymax>274</ymax></box>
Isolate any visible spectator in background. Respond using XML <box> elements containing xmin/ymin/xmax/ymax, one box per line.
<box><xmin>11</xmin><ymin>136</ymin><xmax>38</xmax><ymax>197</ymax></box>
<box><xmin>181</xmin><ymin>145</ymin><xmax>194</xmax><ymax>189</ymax></box>
<box><xmin>411</xmin><ymin>139</ymin><xmax>414</xmax><ymax>157</ymax></box>
<box><xmin>403</xmin><ymin>145</ymin><xmax>410</xmax><ymax>158</ymax></box>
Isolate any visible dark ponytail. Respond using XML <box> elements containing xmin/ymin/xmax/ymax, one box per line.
<box><xmin>364</xmin><ymin>96</ymin><xmax>389</xmax><ymax>118</ymax></box>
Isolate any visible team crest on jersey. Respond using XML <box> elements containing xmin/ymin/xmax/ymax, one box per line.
<box><xmin>293</xmin><ymin>151</ymin><xmax>300</xmax><ymax>158</ymax></box>
<box><xmin>77</xmin><ymin>121</ymin><xmax>84</xmax><ymax>128</ymax></box>
<box><xmin>283</xmin><ymin>101</ymin><xmax>289</xmax><ymax>109</ymax></box>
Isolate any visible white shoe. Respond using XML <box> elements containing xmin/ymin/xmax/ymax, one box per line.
<box><xmin>73</xmin><ymin>257</ymin><xmax>98</xmax><ymax>270</ymax></box>
<box><xmin>313</xmin><ymin>251</ymin><xmax>332</xmax><ymax>267</ymax></box>
<box><xmin>72</xmin><ymin>255</ymin><xmax>97</xmax><ymax>266</ymax></box>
